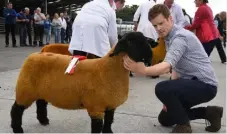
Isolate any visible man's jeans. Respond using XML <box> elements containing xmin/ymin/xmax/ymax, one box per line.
<box><xmin>61</xmin><ymin>28</ymin><xmax>66</xmax><ymax>43</ymax></box>
<box><xmin>54</xmin><ymin>28</ymin><xmax>61</xmax><ymax>43</ymax></box>
<box><xmin>155</xmin><ymin>78</ymin><xmax>217</xmax><ymax>125</ymax></box>
<box><xmin>44</xmin><ymin>29</ymin><xmax>51</xmax><ymax>44</ymax></box>
<box><xmin>18</xmin><ymin>24</ymin><xmax>27</xmax><ymax>46</ymax></box>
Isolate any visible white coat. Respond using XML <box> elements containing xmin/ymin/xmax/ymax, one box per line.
<box><xmin>59</xmin><ymin>17</ymin><xmax>67</xmax><ymax>30</ymax></box>
<box><xmin>69</xmin><ymin>0</ymin><xmax>118</xmax><ymax>57</ymax></box>
<box><xmin>133</xmin><ymin>0</ymin><xmax>158</xmax><ymax>41</ymax></box>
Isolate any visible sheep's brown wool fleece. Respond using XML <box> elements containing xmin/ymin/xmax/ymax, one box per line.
<box><xmin>151</xmin><ymin>38</ymin><xmax>166</xmax><ymax>65</ymax></box>
<box><xmin>41</xmin><ymin>40</ymin><xmax>166</xmax><ymax>66</ymax></box>
<box><xmin>15</xmin><ymin>48</ymin><xmax>129</xmax><ymax>119</ymax></box>
<box><xmin>41</xmin><ymin>44</ymin><xmax>72</xmax><ymax>56</ymax></box>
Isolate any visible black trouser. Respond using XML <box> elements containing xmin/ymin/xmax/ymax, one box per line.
<box><xmin>26</xmin><ymin>24</ymin><xmax>32</xmax><ymax>45</ymax></box>
<box><xmin>155</xmin><ymin>78</ymin><xmax>217</xmax><ymax>125</ymax></box>
<box><xmin>34</xmin><ymin>24</ymin><xmax>44</xmax><ymax>46</ymax></box>
<box><xmin>5</xmin><ymin>24</ymin><xmax>16</xmax><ymax>46</ymax></box>
<box><xmin>18</xmin><ymin>24</ymin><xmax>27</xmax><ymax>46</ymax></box>
<box><xmin>202</xmin><ymin>38</ymin><xmax>226</xmax><ymax>62</ymax></box>
<box><xmin>73</xmin><ymin>50</ymin><xmax>100</xmax><ymax>59</ymax></box>
<box><xmin>223</xmin><ymin>34</ymin><xmax>226</xmax><ymax>48</ymax></box>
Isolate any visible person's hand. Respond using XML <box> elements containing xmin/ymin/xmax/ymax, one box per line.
<box><xmin>123</xmin><ymin>55</ymin><xmax>146</xmax><ymax>75</ymax></box>
<box><xmin>219</xmin><ymin>36</ymin><xmax>224</xmax><ymax>41</ymax></box>
<box><xmin>133</xmin><ymin>24</ymin><xmax>138</xmax><ymax>31</ymax></box>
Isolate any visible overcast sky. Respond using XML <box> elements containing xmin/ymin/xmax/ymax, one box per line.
<box><xmin>125</xmin><ymin>0</ymin><xmax>227</xmax><ymax>17</ymax></box>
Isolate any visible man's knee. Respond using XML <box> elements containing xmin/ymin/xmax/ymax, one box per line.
<box><xmin>155</xmin><ymin>81</ymin><xmax>169</xmax><ymax>99</ymax></box>
<box><xmin>158</xmin><ymin>110</ymin><xmax>175</xmax><ymax>127</ymax></box>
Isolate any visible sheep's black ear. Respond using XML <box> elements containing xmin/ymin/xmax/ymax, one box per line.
<box><xmin>109</xmin><ymin>39</ymin><xmax>127</xmax><ymax>57</ymax></box>
<box><xmin>109</xmin><ymin>34</ymin><xmax>128</xmax><ymax>57</ymax></box>
<box><xmin>146</xmin><ymin>37</ymin><xmax>158</xmax><ymax>48</ymax></box>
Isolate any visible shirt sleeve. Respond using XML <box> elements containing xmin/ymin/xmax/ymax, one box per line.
<box><xmin>133</xmin><ymin>5</ymin><xmax>142</xmax><ymax>22</ymax></box>
<box><xmin>164</xmin><ymin>37</ymin><xmax>187</xmax><ymax>68</ymax></box>
<box><xmin>108</xmin><ymin>11</ymin><xmax>118</xmax><ymax>47</ymax></box>
<box><xmin>175</xmin><ymin>5</ymin><xmax>186</xmax><ymax>27</ymax></box>
<box><xmin>3</xmin><ymin>9</ymin><xmax>8</xmax><ymax>18</ymax></box>
<box><xmin>185</xmin><ymin>7</ymin><xmax>204</xmax><ymax>30</ymax></box>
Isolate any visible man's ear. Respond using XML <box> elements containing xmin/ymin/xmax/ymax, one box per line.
<box><xmin>146</xmin><ymin>37</ymin><xmax>158</xmax><ymax>48</ymax></box>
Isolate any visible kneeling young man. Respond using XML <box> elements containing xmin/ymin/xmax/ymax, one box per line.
<box><xmin>123</xmin><ymin>4</ymin><xmax>223</xmax><ymax>133</ymax></box>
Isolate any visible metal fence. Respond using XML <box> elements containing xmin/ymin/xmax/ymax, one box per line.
<box><xmin>117</xmin><ymin>21</ymin><xmax>134</xmax><ymax>37</ymax></box>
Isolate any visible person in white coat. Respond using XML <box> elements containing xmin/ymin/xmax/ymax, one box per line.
<box><xmin>59</xmin><ymin>13</ymin><xmax>67</xmax><ymax>43</ymax></box>
<box><xmin>69</xmin><ymin>0</ymin><xmax>118</xmax><ymax>58</ymax></box>
<box><xmin>133</xmin><ymin>0</ymin><xmax>158</xmax><ymax>41</ymax></box>
<box><xmin>164</xmin><ymin>0</ymin><xmax>185</xmax><ymax>27</ymax></box>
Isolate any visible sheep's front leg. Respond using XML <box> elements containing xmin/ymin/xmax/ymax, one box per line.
<box><xmin>102</xmin><ymin>109</ymin><xmax>115</xmax><ymax>133</ymax></box>
<box><xmin>91</xmin><ymin>118</ymin><xmax>103</xmax><ymax>133</ymax></box>
<box><xmin>88</xmin><ymin>111</ymin><xmax>104</xmax><ymax>133</ymax></box>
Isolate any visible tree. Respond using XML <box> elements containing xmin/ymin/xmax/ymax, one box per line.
<box><xmin>116</xmin><ymin>5</ymin><xmax>139</xmax><ymax>21</ymax></box>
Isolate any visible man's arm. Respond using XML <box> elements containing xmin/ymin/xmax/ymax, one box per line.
<box><xmin>145</xmin><ymin>37</ymin><xmax>187</xmax><ymax>76</ymax></box>
<box><xmin>185</xmin><ymin>7</ymin><xmax>204</xmax><ymax>30</ymax></box>
<box><xmin>108</xmin><ymin>11</ymin><xmax>118</xmax><ymax>47</ymax></box>
<box><xmin>144</xmin><ymin>61</ymin><xmax>171</xmax><ymax>76</ymax></box>
<box><xmin>3</xmin><ymin>8</ymin><xmax>8</xmax><ymax>18</ymax></box>
<box><xmin>11</xmin><ymin>9</ymin><xmax>17</xmax><ymax>17</ymax></box>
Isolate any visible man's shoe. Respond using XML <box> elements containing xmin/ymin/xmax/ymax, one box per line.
<box><xmin>171</xmin><ymin>122</ymin><xmax>192</xmax><ymax>133</ymax></box>
<box><xmin>205</xmin><ymin>106</ymin><xmax>223</xmax><ymax>132</ymax></box>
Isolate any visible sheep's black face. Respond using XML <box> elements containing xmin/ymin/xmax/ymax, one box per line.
<box><xmin>110</xmin><ymin>32</ymin><xmax>158</xmax><ymax>65</ymax></box>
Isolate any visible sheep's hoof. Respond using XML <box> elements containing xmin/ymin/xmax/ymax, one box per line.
<box><xmin>102</xmin><ymin>128</ymin><xmax>113</xmax><ymax>133</ymax></box>
<box><xmin>12</xmin><ymin>127</ymin><xmax>23</xmax><ymax>133</ymax></box>
<box><xmin>129</xmin><ymin>72</ymin><xmax>133</xmax><ymax>77</ymax></box>
<box><xmin>39</xmin><ymin>118</ymin><xmax>49</xmax><ymax>126</ymax></box>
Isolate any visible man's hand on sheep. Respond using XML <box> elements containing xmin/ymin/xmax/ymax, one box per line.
<box><xmin>123</xmin><ymin>55</ymin><xmax>146</xmax><ymax>75</ymax></box>
<box><xmin>123</xmin><ymin>55</ymin><xmax>172</xmax><ymax>76</ymax></box>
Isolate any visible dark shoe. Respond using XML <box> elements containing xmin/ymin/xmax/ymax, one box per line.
<box><xmin>158</xmin><ymin>110</ymin><xmax>175</xmax><ymax>127</ymax></box>
<box><xmin>171</xmin><ymin>122</ymin><xmax>192</xmax><ymax>133</ymax></box>
<box><xmin>5</xmin><ymin>44</ymin><xmax>9</xmax><ymax>47</ymax></box>
<box><xmin>205</xmin><ymin>106</ymin><xmax>223</xmax><ymax>132</ymax></box>
<box><xmin>12</xmin><ymin>45</ymin><xmax>17</xmax><ymax>48</ymax></box>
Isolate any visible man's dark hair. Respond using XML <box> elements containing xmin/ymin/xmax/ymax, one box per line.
<box><xmin>7</xmin><ymin>2</ymin><xmax>12</xmax><ymax>5</ymax></box>
<box><xmin>114</xmin><ymin>0</ymin><xmax>125</xmax><ymax>4</ymax></box>
<box><xmin>148</xmin><ymin>4</ymin><xmax>170</xmax><ymax>21</ymax></box>
<box><xmin>203</xmin><ymin>0</ymin><xmax>209</xmax><ymax>3</ymax></box>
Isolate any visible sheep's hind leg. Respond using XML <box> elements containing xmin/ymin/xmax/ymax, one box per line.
<box><xmin>10</xmin><ymin>101</ymin><xmax>26</xmax><ymax>133</ymax></box>
<box><xmin>102</xmin><ymin>109</ymin><xmax>115</xmax><ymax>133</ymax></box>
<box><xmin>36</xmin><ymin>99</ymin><xmax>49</xmax><ymax>125</ymax></box>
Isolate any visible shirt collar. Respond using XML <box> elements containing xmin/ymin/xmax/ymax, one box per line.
<box><xmin>165</xmin><ymin>24</ymin><xmax>179</xmax><ymax>42</ymax></box>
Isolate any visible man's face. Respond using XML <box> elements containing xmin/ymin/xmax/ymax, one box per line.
<box><xmin>165</xmin><ymin>0</ymin><xmax>174</xmax><ymax>5</ymax></box>
<box><xmin>60</xmin><ymin>13</ymin><xmax>64</xmax><ymax>17</ymax></box>
<box><xmin>25</xmin><ymin>9</ymin><xmax>30</xmax><ymax>14</ymax></box>
<box><xmin>8</xmin><ymin>4</ymin><xmax>13</xmax><ymax>9</ymax></box>
<box><xmin>115</xmin><ymin>1</ymin><xmax>125</xmax><ymax>11</ymax></box>
<box><xmin>151</xmin><ymin>14</ymin><xmax>173</xmax><ymax>38</ymax></box>
<box><xmin>64</xmin><ymin>12</ymin><xmax>67</xmax><ymax>16</ymax></box>
<box><xmin>194</xmin><ymin>0</ymin><xmax>202</xmax><ymax>7</ymax></box>
<box><xmin>36</xmin><ymin>9</ymin><xmax>41</xmax><ymax>14</ymax></box>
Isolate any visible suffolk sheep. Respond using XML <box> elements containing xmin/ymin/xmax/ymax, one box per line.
<box><xmin>10</xmin><ymin>32</ymin><xmax>157</xmax><ymax>133</ymax></box>
<box><xmin>40</xmin><ymin>35</ymin><xmax>159</xmax><ymax>77</ymax></box>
